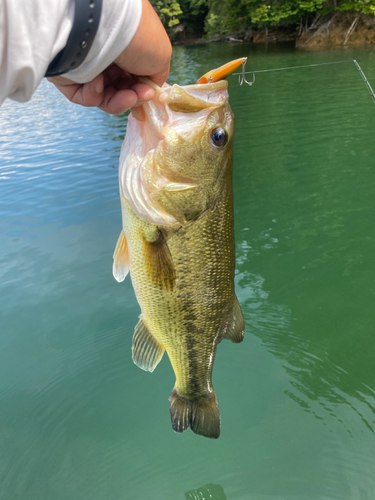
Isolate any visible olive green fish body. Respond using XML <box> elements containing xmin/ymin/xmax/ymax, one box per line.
<box><xmin>114</xmin><ymin>80</ymin><xmax>244</xmax><ymax>438</ymax></box>
<box><xmin>123</xmin><ymin>178</ymin><xmax>234</xmax><ymax>384</ymax></box>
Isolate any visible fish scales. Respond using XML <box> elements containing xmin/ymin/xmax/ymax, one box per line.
<box><xmin>114</xmin><ymin>79</ymin><xmax>245</xmax><ymax>439</ymax></box>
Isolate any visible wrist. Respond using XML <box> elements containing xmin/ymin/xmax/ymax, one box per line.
<box><xmin>114</xmin><ymin>0</ymin><xmax>171</xmax><ymax>86</ymax></box>
<box><xmin>45</xmin><ymin>0</ymin><xmax>102</xmax><ymax>77</ymax></box>
<box><xmin>63</xmin><ymin>0</ymin><xmax>142</xmax><ymax>84</ymax></box>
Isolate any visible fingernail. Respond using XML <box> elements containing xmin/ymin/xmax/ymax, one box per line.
<box><xmin>132</xmin><ymin>106</ymin><xmax>146</xmax><ymax>122</ymax></box>
<box><xmin>95</xmin><ymin>82</ymin><xmax>104</xmax><ymax>93</ymax></box>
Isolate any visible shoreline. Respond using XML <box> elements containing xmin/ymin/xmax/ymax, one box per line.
<box><xmin>172</xmin><ymin>13</ymin><xmax>375</xmax><ymax>51</ymax></box>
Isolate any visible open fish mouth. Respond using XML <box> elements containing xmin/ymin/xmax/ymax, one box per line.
<box><xmin>119</xmin><ymin>81</ymin><xmax>231</xmax><ymax>228</ymax></box>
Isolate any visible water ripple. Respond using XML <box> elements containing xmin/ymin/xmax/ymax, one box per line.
<box><xmin>1</xmin><ymin>46</ymin><xmax>375</xmax><ymax>499</ymax></box>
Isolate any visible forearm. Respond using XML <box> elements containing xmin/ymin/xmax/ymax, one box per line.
<box><xmin>47</xmin><ymin>0</ymin><xmax>171</xmax><ymax>115</ymax></box>
<box><xmin>0</xmin><ymin>0</ymin><xmax>142</xmax><ymax>105</ymax></box>
<box><xmin>0</xmin><ymin>0</ymin><xmax>73</xmax><ymax>104</ymax></box>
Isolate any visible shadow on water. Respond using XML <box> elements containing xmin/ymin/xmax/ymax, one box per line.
<box><xmin>185</xmin><ymin>483</ymin><xmax>227</xmax><ymax>500</ymax></box>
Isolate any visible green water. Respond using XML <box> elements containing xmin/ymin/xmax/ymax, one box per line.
<box><xmin>1</xmin><ymin>43</ymin><xmax>375</xmax><ymax>499</ymax></box>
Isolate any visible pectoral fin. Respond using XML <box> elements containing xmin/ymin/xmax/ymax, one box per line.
<box><xmin>222</xmin><ymin>296</ymin><xmax>245</xmax><ymax>343</ymax></box>
<box><xmin>132</xmin><ymin>318</ymin><xmax>165</xmax><ymax>372</ymax></box>
<box><xmin>144</xmin><ymin>230</ymin><xmax>175</xmax><ymax>290</ymax></box>
<box><xmin>113</xmin><ymin>230</ymin><xmax>130</xmax><ymax>282</ymax></box>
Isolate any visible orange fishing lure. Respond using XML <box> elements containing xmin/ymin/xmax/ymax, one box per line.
<box><xmin>197</xmin><ymin>57</ymin><xmax>247</xmax><ymax>84</ymax></box>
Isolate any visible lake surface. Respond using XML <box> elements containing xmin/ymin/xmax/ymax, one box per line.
<box><xmin>1</xmin><ymin>43</ymin><xmax>375</xmax><ymax>499</ymax></box>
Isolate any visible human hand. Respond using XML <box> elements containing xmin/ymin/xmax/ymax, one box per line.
<box><xmin>48</xmin><ymin>0</ymin><xmax>171</xmax><ymax>115</ymax></box>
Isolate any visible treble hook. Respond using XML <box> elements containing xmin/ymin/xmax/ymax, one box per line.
<box><xmin>238</xmin><ymin>58</ymin><xmax>255</xmax><ymax>86</ymax></box>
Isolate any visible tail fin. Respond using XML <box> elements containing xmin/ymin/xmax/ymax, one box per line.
<box><xmin>169</xmin><ymin>388</ymin><xmax>220</xmax><ymax>439</ymax></box>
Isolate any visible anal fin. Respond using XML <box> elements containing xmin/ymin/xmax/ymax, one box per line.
<box><xmin>113</xmin><ymin>229</ymin><xmax>130</xmax><ymax>282</ymax></box>
<box><xmin>222</xmin><ymin>295</ymin><xmax>245</xmax><ymax>343</ymax></box>
<box><xmin>132</xmin><ymin>318</ymin><xmax>165</xmax><ymax>372</ymax></box>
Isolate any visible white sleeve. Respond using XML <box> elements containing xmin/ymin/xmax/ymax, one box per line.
<box><xmin>0</xmin><ymin>0</ymin><xmax>142</xmax><ymax>105</ymax></box>
<box><xmin>0</xmin><ymin>0</ymin><xmax>74</xmax><ymax>104</ymax></box>
<box><xmin>65</xmin><ymin>0</ymin><xmax>142</xmax><ymax>84</ymax></box>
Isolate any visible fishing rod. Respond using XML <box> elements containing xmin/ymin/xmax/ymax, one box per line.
<box><xmin>233</xmin><ymin>59</ymin><xmax>375</xmax><ymax>104</ymax></box>
<box><xmin>353</xmin><ymin>59</ymin><xmax>375</xmax><ymax>103</ymax></box>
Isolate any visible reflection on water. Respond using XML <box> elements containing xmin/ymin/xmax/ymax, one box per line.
<box><xmin>185</xmin><ymin>483</ymin><xmax>227</xmax><ymax>500</ymax></box>
<box><xmin>236</xmin><ymin>240</ymin><xmax>375</xmax><ymax>438</ymax></box>
<box><xmin>232</xmin><ymin>47</ymin><xmax>375</xmax><ymax>441</ymax></box>
<box><xmin>1</xmin><ymin>44</ymin><xmax>375</xmax><ymax>499</ymax></box>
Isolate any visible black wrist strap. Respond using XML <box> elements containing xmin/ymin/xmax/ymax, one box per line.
<box><xmin>45</xmin><ymin>0</ymin><xmax>103</xmax><ymax>77</ymax></box>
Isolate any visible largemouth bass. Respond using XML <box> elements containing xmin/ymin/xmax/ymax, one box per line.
<box><xmin>113</xmin><ymin>77</ymin><xmax>245</xmax><ymax>439</ymax></box>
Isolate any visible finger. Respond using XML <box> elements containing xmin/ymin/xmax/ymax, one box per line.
<box><xmin>118</xmin><ymin>82</ymin><xmax>155</xmax><ymax>102</ymax></box>
<box><xmin>103</xmin><ymin>68</ymin><xmax>156</xmax><ymax>102</ymax></box>
<box><xmin>70</xmin><ymin>74</ymin><xmax>104</xmax><ymax>107</ymax></box>
<box><xmin>102</xmin><ymin>65</ymin><xmax>132</xmax><ymax>88</ymax></box>
<box><xmin>50</xmin><ymin>74</ymin><xmax>105</xmax><ymax>107</ymax></box>
<box><xmin>98</xmin><ymin>88</ymin><xmax>139</xmax><ymax>115</ymax></box>
<box><xmin>98</xmin><ymin>81</ymin><xmax>156</xmax><ymax>115</ymax></box>
<box><xmin>49</xmin><ymin>80</ymin><xmax>82</xmax><ymax>102</ymax></box>
<box><xmin>47</xmin><ymin>75</ymin><xmax>75</xmax><ymax>86</ymax></box>
<box><xmin>147</xmin><ymin>64</ymin><xmax>170</xmax><ymax>87</ymax></box>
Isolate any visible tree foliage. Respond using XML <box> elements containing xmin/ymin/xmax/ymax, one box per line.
<box><xmin>150</xmin><ymin>0</ymin><xmax>183</xmax><ymax>29</ymax></box>
<box><xmin>337</xmin><ymin>0</ymin><xmax>375</xmax><ymax>15</ymax></box>
<box><xmin>151</xmin><ymin>0</ymin><xmax>375</xmax><ymax>38</ymax></box>
<box><xmin>150</xmin><ymin>0</ymin><xmax>209</xmax><ymax>37</ymax></box>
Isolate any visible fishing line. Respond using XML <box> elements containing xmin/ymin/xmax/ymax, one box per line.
<box><xmin>233</xmin><ymin>59</ymin><xmax>353</xmax><ymax>75</ymax></box>
<box><xmin>233</xmin><ymin>59</ymin><xmax>375</xmax><ymax>104</ymax></box>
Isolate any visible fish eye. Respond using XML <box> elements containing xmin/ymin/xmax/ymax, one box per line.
<box><xmin>210</xmin><ymin>127</ymin><xmax>227</xmax><ymax>148</ymax></box>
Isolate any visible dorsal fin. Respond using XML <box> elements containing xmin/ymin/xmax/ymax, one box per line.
<box><xmin>113</xmin><ymin>230</ymin><xmax>130</xmax><ymax>282</ymax></box>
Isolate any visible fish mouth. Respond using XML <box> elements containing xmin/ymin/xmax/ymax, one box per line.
<box><xmin>173</xmin><ymin>80</ymin><xmax>229</xmax><ymax>102</ymax></box>
<box><xmin>140</xmin><ymin>80</ymin><xmax>230</xmax><ymax>153</ymax></box>
<box><xmin>119</xmin><ymin>81</ymin><xmax>230</xmax><ymax>227</ymax></box>
<box><xmin>160</xmin><ymin>80</ymin><xmax>229</xmax><ymax>114</ymax></box>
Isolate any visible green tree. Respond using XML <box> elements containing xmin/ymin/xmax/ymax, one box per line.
<box><xmin>151</xmin><ymin>0</ymin><xmax>375</xmax><ymax>39</ymax></box>
<box><xmin>338</xmin><ymin>0</ymin><xmax>375</xmax><ymax>14</ymax></box>
<box><xmin>150</xmin><ymin>0</ymin><xmax>183</xmax><ymax>30</ymax></box>
<box><xmin>179</xmin><ymin>0</ymin><xmax>209</xmax><ymax>35</ymax></box>
<box><xmin>204</xmin><ymin>0</ymin><xmax>375</xmax><ymax>37</ymax></box>
<box><xmin>205</xmin><ymin>0</ymin><xmax>328</xmax><ymax>36</ymax></box>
